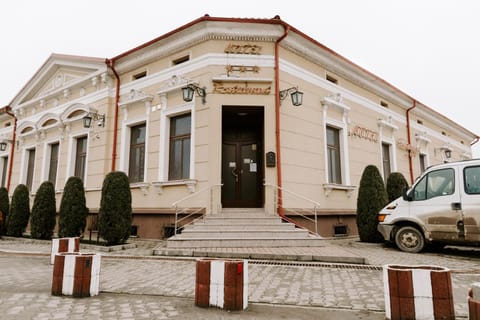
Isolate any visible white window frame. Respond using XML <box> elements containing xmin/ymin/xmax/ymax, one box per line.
<box><xmin>41</xmin><ymin>139</ymin><xmax>61</xmax><ymax>189</ymax></box>
<box><xmin>66</xmin><ymin>132</ymin><xmax>90</xmax><ymax>185</ymax></box>
<box><xmin>158</xmin><ymin>103</ymin><xmax>195</xmax><ymax>182</ymax></box>
<box><xmin>20</xmin><ymin>146</ymin><xmax>36</xmax><ymax>191</ymax></box>
<box><xmin>122</xmin><ymin>121</ymin><xmax>148</xmax><ymax>183</ymax></box>
<box><xmin>0</xmin><ymin>156</ymin><xmax>8</xmax><ymax>188</ymax></box>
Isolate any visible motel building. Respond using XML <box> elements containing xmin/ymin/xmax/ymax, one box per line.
<box><xmin>0</xmin><ymin>15</ymin><xmax>477</xmax><ymax>244</ymax></box>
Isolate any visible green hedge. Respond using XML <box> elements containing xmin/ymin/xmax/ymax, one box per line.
<box><xmin>6</xmin><ymin>184</ymin><xmax>30</xmax><ymax>237</ymax></box>
<box><xmin>30</xmin><ymin>181</ymin><xmax>57</xmax><ymax>240</ymax></box>
<box><xmin>58</xmin><ymin>177</ymin><xmax>88</xmax><ymax>237</ymax></box>
<box><xmin>356</xmin><ymin>165</ymin><xmax>388</xmax><ymax>243</ymax></box>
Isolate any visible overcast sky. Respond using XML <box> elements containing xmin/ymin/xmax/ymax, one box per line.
<box><xmin>1</xmin><ymin>0</ymin><xmax>479</xmax><ymax>156</ymax></box>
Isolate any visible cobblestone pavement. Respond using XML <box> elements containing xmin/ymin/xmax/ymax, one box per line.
<box><xmin>0</xmin><ymin>236</ymin><xmax>479</xmax><ymax>319</ymax></box>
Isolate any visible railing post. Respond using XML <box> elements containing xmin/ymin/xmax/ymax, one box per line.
<box><xmin>174</xmin><ymin>205</ymin><xmax>178</xmax><ymax>235</ymax></box>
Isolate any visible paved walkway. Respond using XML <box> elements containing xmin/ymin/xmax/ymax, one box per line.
<box><xmin>0</xmin><ymin>236</ymin><xmax>479</xmax><ymax>319</ymax></box>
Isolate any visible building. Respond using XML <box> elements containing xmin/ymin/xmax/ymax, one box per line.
<box><xmin>0</xmin><ymin>15</ymin><xmax>477</xmax><ymax>239</ymax></box>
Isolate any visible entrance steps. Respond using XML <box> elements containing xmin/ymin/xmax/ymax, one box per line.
<box><xmin>165</xmin><ymin>208</ymin><xmax>323</xmax><ymax>248</ymax></box>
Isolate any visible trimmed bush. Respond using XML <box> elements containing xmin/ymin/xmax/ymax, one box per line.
<box><xmin>356</xmin><ymin>165</ymin><xmax>388</xmax><ymax>243</ymax></box>
<box><xmin>30</xmin><ymin>181</ymin><xmax>57</xmax><ymax>240</ymax></box>
<box><xmin>58</xmin><ymin>177</ymin><xmax>89</xmax><ymax>237</ymax></box>
<box><xmin>0</xmin><ymin>187</ymin><xmax>9</xmax><ymax>235</ymax></box>
<box><xmin>6</xmin><ymin>184</ymin><xmax>30</xmax><ymax>237</ymax></box>
<box><xmin>98</xmin><ymin>171</ymin><xmax>132</xmax><ymax>245</ymax></box>
<box><xmin>386</xmin><ymin>172</ymin><xmax>409</xmax><ymax>202</ymax></box>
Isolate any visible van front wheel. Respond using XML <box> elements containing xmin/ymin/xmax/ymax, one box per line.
<box><xmin>394</xmin><ymin>226</ymin><xmax>425</xmax><ymax>253</ymax></box>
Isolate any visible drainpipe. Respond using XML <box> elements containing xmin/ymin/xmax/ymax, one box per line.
<box><xmin>274</xmin><ymin>23</ymin><xmax>289</xmax><ymax>216</ymax></box>
<box><xmin>105</xmin><ymin>59</ymin><xmax>120</xmax><ymax>172</ymax></box>
<box><xmin>2</xmin><ymin>106</ymin><xmax>16</xmax><ymax>192</ymax></box>
<box><xmin>406</xmin><ymin>100</ymin><xmax>417</xmax><ymax>184</ymax></box>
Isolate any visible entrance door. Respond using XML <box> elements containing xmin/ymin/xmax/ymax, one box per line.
<box><xmin>222</xmin><ymin>107</ymin><xmax>263</xmax><ymax>208</ymax></box>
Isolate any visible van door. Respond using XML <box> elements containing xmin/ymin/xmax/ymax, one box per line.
<box><xmin>409</xmin><ymin>167</ymin><xmax>462</xmax><ymax>241</ymax></box>
<box><xmin>461</xmin><ymin>165</ymin><xmax>480</xmax><ymax>242</ymax></box>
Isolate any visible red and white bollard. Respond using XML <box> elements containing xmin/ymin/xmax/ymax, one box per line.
<box><xmin>469</xmin><ymin>282</ymin><xmax>480</xmax><ymax>320</ymax></box>
<box><xmin>195</xmin><ymin>259</ymin><xmax>248</xmax><ymax>311</ymax></box>
<box><xmin>51</xmin><ymin>252</ymin><xmax>101</xmax><ymax>297</ymax></box>
<box><xmin>383</xmin><ymin>264</ymin><xmax>454</xmax><ymax>320</ymax></box>
<box><xmin>51</xmin><ymin>237</ymin><xmax>80</xmax><ymax>264</ymax></box>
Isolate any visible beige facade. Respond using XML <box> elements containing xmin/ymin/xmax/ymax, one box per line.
<box><xmin>0</xmin><ymin>16</ymin><xmax>477</xmax><ymax>239</ymax></box>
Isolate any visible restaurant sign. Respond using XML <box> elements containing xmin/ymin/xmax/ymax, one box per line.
<box><xmin>213</xmin><ymin>82</ymin><xmax>271</xmax><ymax>95</ymax></box>
<box><xmin>349</xmin><ymin>125</ymin><xmax>378</xmax><ymax>142</ymax></box>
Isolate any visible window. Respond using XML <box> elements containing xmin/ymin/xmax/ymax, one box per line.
<box><xmin>326</xmin><ymin>126</ymin><xmax>342</xmax><ymax>184</ymax></box>
<box><xmin>74</xmin><ymin>136</ymin><xmax>87</xmax><ymax>181</ymax></box>
<box><xmin>129</xmin><ymin>124</ymin><xmax>146</xmax><ymax>183</ymax></box>
<box><xmin>412</xmin><ymin>168</ymin><xmax>454</xmax><ymax>201</ymax></box>
<box><xmin>382</xmin><ymin>143</ymin><xmax>391</xmax><ymax>179</ymax></box>
<box><xmin>48</xmin><ymin>143</ymin><xmax>59</xmax><ymax>184</ymax></box>
<box><xmin>133</xmin><ymin>71</ymin><xmax>147</xmax><ymax>80</ymax></box>
<box><xmin>464</xmin><ymin>166</ymin><xmax>480</xmax><ymax>194</ymax></box>
<box><xmin>1</xmin><ymin>156</ymin><xmax>8</xmax><ymax>188</ymax></box>
<box><xmin>172</xmin><ymin>55</ymin><xmax>190</xmax><ymax>65</ymax></box>
<box><xmin>26</xmin><ymin>148</ymin><xmax>36</xmax><ymax>191</ymax></box>
<box><xmin>326</xmin><ymin>74</ymin><xmax>338</xmax><ymax>84</ymax></box>
<box><xmin>419</xmin><ymin>153</ymin><xmax>426</xmax><ymax>173</ymax></box>
<box><xmin>169</xmin><ymin>114</ymin><xmax>191</xmax><ymax>180</ymax></box>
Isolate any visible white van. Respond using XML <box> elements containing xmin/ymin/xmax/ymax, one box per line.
<box><xmin>377</xmin><ymin>159</ymin><xmax>480</xmax><ymax>253</ymax></box>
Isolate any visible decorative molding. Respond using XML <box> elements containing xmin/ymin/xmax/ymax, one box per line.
<box><xmin>321</xmin><ymin>93</ymin><xmax>350</xmax><ymax>113</ymax></box>
<box><xmin>415</xmin><ymin>132</ymin><xmax>431</xmax><ymax>144</ymax></box>
<box><xmin>119</xmin><ymin>89</ymin><xmax>153</xmax><ymax>108</ymax></box>
<box><xmin>212</xmin><ymin>76</ymin><xmax>272</xmax><ymax>83</ymax></box>
<box><xmin>130</xmin><ymin>182</ymin><xmax>150</xmax><ymax>195</ymax></box>
<box><xmin>323</xmin><ymin>184</ymin><xmax>356</xmax><ymax>198</ymax></box>
<box><xmin>151</xmin><ymin>179</ymin><xmax>197</xmax><ymax>194</ymax></box>
<box><xmin>377</xmin><ymin>117</ymin><xmax>398</xmax><ymax>131</ymax></box>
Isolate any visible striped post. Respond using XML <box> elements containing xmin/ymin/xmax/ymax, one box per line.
<box><xmin>51</xmin><ymin>237</ymin><xmax>80</xmax><ymax>264</ymax></box>
<box><xmin>195</xmin><ymin>259</ymin><xmax>248</xmax><ymax>311</ymax></box>
<box><xmin>51</xmin><ymin>253</ymin><xmax>101</xmax><ymax>298</ymax></box>
<box><xmin>383</xmin><ymin>264</ymin><xmax>454</xmax><ymax>320</ymax></box>
<box><xmin>469</xmin><ymin>283</ymin><xmax>480</xmax><ymax>320</ymax></box>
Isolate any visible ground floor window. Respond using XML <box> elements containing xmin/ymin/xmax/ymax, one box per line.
<box><xmin>74</xmin><ymin>136</ymin><xmax>87</xmax><ymax>181</ymax></box>
<box><xmin>129</xmin><ymin>123</ymin><xmax>146</xmax><ymax>183</ymax></box>
<box><xmin>169</xmin><ymin>113</ymin><xmax>191</xmax><ymax>180</ymax></box>
<box><xmin>382</xmin><ymin>142</ymin><xmax>392</xmax><ymax>180</ymax></box>
<box><xmin>326</xmin><ymin>126</ymin><xmax>342</xmax><ymax>184</ymax></box>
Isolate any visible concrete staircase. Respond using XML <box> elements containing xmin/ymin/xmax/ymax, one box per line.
<box><xmin>165</xmin><ymin>208</ymin><xmax>323</xmax><ymax>248</ymax></box>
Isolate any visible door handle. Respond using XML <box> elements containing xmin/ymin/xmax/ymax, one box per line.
<box><xmin>231</xmin><ymin>168</ymin><xmax>239</xmax><ymax>182</ymax></box>
<box><xmin>451</xmin><ymin>202</ymin><xmax>462</xmax><ymax>210</ymax></box>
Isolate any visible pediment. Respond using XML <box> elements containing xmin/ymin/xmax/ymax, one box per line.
<box><xmin>12</xmin><ymin>53</ymin><xmax>105</xmax><ymax>106</ymax></box>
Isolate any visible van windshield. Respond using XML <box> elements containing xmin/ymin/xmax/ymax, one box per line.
<box><xmin>412</xmin><ymin>168</ymin><xmax>454</xmax><ymax>201</ymax></box>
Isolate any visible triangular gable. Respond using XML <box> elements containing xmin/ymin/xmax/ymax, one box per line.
<box><xmin>11</xmin><ymin>53</ymin><xmax>106</xmax><ymax>106</ymax></box>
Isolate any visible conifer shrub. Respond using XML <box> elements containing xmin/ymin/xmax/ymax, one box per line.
<box><xmin>0</xmin><ymin>187</ymin><xmax>9</xmax><ymax>235</ymax></box>
<box><xmin>98</xmin><ymin>171</ymin><xmax>132</xmax><ymax>245</ymax></box>
<box><xmin>30</xmin><ymin>181</ymin><xmax>56</xmax><ymax>240</ymax></box>
<box><xmin>6</xmin><ymin>184</ymin><xmax>30</xmax><ymax>237</ymax></box>
<box><xmin>58</xmin><ymin>177</ymin><xmax>88</xmax><ymax>237</ymax></box>
<box><xmin>386</xmin><ymin>172</ymin><xmax>409</xmax><ymax>202</ymax></box>
<box><xmin>356</xmin><ymin>165</ymin><xmax>388</xmax><ymax>243</ymax></box>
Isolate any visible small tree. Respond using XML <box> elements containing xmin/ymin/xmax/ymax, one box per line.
<box><xmin>386</xmin><ymin>172</ymin><xmax>409</xmax><ymax>202</ymax></box>
<box><xmin>0</xmin><ymin>187</ymin><xmax>9</xmax><ymax>235</ymax></box>
<box><xmin>356</xmin><ymin>165</ymin><xmax>388</xmax><ymax>243</ymax></box>
<box><xmin>98</xmin><ymin>171</ymin><xmax>132</xmax><ymax>245</ymax></box>
<box><xmin>30</xmin><ymin>181</ymin><xmax>57</xmax><ymax>240</ymax></box>
<box><xmin>58</xmin><ymin>177</ymin><xmax>88</xmax><ymax>237</ymax></box>
<box><xmin>6</xmin><ymin>184</ymin><xmax>30</xmax><ymax>237</ymax></box>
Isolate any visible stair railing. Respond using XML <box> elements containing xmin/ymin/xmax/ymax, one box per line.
<box><xmin>264</xmin><ymin>183</ymin><xmax>320</xmax><ymax>236</ymax></box>
<box><xmin>172</xmin><ymin>184</ymin><xmax>222</xmax><ymax>235</ymax></box>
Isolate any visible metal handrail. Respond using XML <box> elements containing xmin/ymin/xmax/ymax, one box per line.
<box><xmin>172</xmin><ymin>184</ymin><xmax>222</xmax><ymax>235</ymax></box>
<box><xmin>264</xmin><ymin>183</ymin><xmax>320</xmax><ymax>236</ymax></box>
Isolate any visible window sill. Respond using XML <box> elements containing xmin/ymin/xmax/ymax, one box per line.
<box><xmin>323</xmin><ymin>183</ymin><xmax>356</xmax><ymax>198</ymax></box>
<box><xmin>130</xmin><ymin>182</ymin><xmax>150</xmax><ymax>195</ymax></box>
<box><xmin>151</xmin><ymin>179</ymin><xmax>197</xmax><ymax>194</ymax></box>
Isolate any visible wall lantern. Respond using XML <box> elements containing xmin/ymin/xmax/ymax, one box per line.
<box><xmin>83</xmin><ymin>112</ymin><xmax>105</xmax><ymax>128</ymax></box>
<box><xmin>445</xmin><ymin>149</ymin><xmax>452</xmax><ymax>159</ymax></box>
<box><xmin>279</xmin><ymin>87</ymin><xmax>303</xmax><ymax>106</ymax></box>
<box><xmin>0</xmin><ymin>140</ymin><xmax>13</xmax><ymax>151</ymax></box>
<box><xmin>182</xmin><ymin>84</ymin><xmax>206</xmax><ymax>104</ymax></box>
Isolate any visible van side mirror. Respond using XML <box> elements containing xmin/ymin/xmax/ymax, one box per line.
<box><xmin>402</xmin><ymin>187</ymin><xmax>413</xmax><ymax>201</ymax></box>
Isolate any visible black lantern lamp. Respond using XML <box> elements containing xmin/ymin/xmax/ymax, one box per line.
<box><xmin>83</xmin><ymin>112</ymin><xmax>105</xmax><ymax>128</ymax></box>
<box><xmin>182</xmin><ymin>84</ymin><xmax>206</xmax><ymax>104</ymax></box>
<box><xmin>0</xmin><ymin>140</ymin><xmax>12</xmax><ymax>151</ymax></box>
<box><xmin>279</xmin><ymin>87</ymin><xmax>303</xmax><ymax>106</ymax></box>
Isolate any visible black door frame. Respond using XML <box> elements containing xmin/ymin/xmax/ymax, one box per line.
<box><xmin>221</xmin><ymin>106</ymin><xmax>264</xmax><ymax>208</ymax></box>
